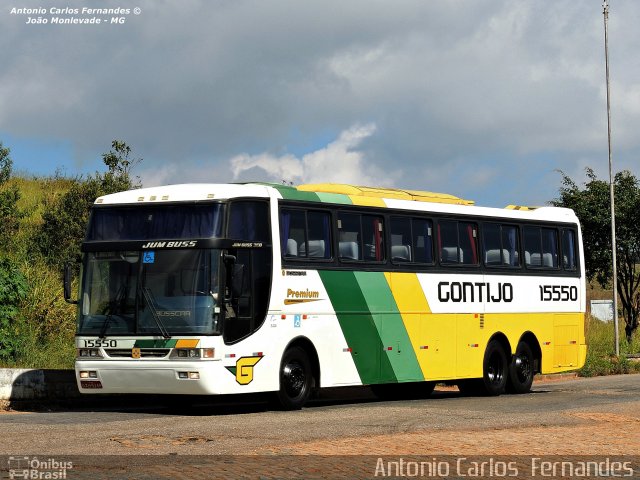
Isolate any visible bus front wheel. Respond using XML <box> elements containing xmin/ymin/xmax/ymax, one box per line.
<box><xmin>275</xmin><ymin>346</ymin><xmax>313</xmax><ymax>410</ymax></box>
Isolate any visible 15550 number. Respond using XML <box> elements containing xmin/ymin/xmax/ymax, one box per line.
<box><xmin>539</xmin><ymin>285</ymin><xmax>578</xmax><ymax>302</ymax></box>
<box><xmin>82</xmin><ymin>339</ymin><xmax>118</xmax><ymax>348</ymax></box>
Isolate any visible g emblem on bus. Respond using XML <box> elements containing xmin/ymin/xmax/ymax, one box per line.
<box><xmin>226</xmin><ymin>356</ymin><xmax>263</xmax><ymax>385</ymax></box>
<box><xmin>131</xmin><ymin>347</ymin><xmax>141</xmax><ymax>359</ymax></box>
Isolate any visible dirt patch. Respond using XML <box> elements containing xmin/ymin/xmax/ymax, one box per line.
<box><xmin>110</xmin><ymin>434</ymin><xmax>215</xmax><ymax>449</ymax></box>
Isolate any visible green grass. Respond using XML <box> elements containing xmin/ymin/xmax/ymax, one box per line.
<box><xmin>0</xmin><ymin>175</ymin><xmax>77</xmax><ymax>369</ymax></box>
<box><xmin>579</xmin><ymin>315</ymin><xmax>640</xmax><ymax>377</ymax></box>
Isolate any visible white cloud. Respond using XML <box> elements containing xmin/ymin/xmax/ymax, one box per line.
<box><xmin>230</xmin><ymin>123</ymin><xmax>394</xmax><ymax>186</ymax></box>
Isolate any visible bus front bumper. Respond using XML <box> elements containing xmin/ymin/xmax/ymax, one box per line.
<box><xmin>75</xmin><ymin>360</ymin><xmax>225</xmax><ymax>395</ymax></box>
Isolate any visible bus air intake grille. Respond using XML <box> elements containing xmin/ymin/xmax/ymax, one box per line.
<box><xmin>105</xmin><ymin>349</ymin><xmax>171</xmax><ymax>358</ymax></box>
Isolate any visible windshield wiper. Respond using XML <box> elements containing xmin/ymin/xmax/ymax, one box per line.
<box><xmin>99</xmin><ymin>283</ymin><xmax>128</xmax><ymax>339</ymax></box>
<box><xmin>141</xmin><ymin>287</ymin><xmax>171</xmax><ymax>339</ymax></box>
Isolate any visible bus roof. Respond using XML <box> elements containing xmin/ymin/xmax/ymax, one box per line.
<box><xmin>93</xmin><ymin>182</ymin><xmax>577</xmax><ymax>224</ymax></box>
<box><xmin>297</xmin><ymin>183</ymin><xmax>475</xmax><ymax>205</ymax></box>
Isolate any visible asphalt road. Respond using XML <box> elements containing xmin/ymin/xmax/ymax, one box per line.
<box><xmin>0</xmin><ymin>374</ymin><xmax>638</xmax><ymax>456</ymax></box>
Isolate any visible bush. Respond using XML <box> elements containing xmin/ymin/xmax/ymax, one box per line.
<box><xmin>580</xmin><ymin>315</ymin><xmax>640</xmax><ymax>377</ymax></box>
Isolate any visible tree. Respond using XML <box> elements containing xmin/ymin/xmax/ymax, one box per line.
<box><xmin>0</xmin><ymin>142</ymin><xmax>22</xmax><ymax>253</ymax></box>
<box><xmin>35</xmin><ymin>140</ymin><xmax>142</xmax><ymax>270</ymax></box>
<box><xmin>553</xmin><ymin>168</ymin><xmax>640</xmax><ymax>342</ymax></box>
<box><xmin>0</xmin><ymin>141</ymin><xmax>11</xmax><ymax>184</ymax></box>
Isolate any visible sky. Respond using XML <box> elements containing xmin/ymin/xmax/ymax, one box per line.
<box><xmin>1</xmin><ymin>0</ymin><xmax>639</xmax><ymax>208</ymax></box>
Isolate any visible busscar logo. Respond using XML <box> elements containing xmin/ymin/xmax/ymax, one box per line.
<box><xmin>282</xmin><ymin>270</ymin><xmax>307</xmax><ymax>276</ymax></box>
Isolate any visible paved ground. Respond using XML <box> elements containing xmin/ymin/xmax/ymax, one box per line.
<box><xmin>258</xmin><ymin>375</ymin><xmax>640</xmax><ymax>456</ymax></box>
<box><xmin>0</xmin><ymin>375</ymin><xmax>638</xmax><ymax>478</ymax></box>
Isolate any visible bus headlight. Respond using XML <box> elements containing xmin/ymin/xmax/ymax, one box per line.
<box><xmin>174</xmin><ymin>348</ymin><xmax>215</xmax><ymax>359</ymax></box>
<box><xmin>176</xmin><ymin>349</ymin><xmax>200</xmax><ymax>358</ymax></box>
<box><xmin>77</xmin><ymin>349</ymin><xmax>102</xmax><ymax>358</ymax></box>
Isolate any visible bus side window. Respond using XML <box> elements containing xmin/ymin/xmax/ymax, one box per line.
<box><xmin>338</xmin><ymin>213</ymin><xmax>362</xmax><ymax>261</ymax></box>
<box><xmin>502</xmin><ymin>225</ymin><xmax>520</xmax><ymax>267</ymax></box>
<box><xmin>523</xmin><ymin>226</ymin><xmax>541</xmax><ymax>267</ymax></box>
<box><xmin>524</xmin><ymin>226</ymin><xmax>559</xmax><ymax>269</ymax></box>
<box><xmin>483</xmin><ymin>223</ymin><xmax>520</xmax><ymax>267</ymax></box>
<box><xmin>412</xmin><ymin>218</ymin><xmax>433</xmax><ymax>264</ymax></box>
<box><xmin>562</xmin><ymin>229</ymin><xmax>577</xmax><ymax>270</ymax></box>
<box><xmin>280</xmin><ymin>209</ymin><xmax>331</xmax><ymax>259</ymax></box>
<box><xmin>438</xmin><ymin>220</ymin><xmax>478</xmax><ymax>266</ymax></box>
<box><xmin>390</xmin><ymin>217</ymin><xmax>412</xmax><ymax>263</ymax></box>
<box><xmin>363</xmin><ymin>215</ymin><xmax>384</xmax><ymax>262</ymax></box>
<box><xmin>541</xmin><ymin>228</ymin><xmax>559</xmax><ymax>268</ymax></box>
<box><xmin>303</xmin><ymin>211</ymin><xmax>331</xmax><ymax>259</ymax></box>
<box><xmin>280</xmin><ymin>209</ymin><xmax>305</xmax><ymax>257</ymax></box>
<box><xmin>459</xmin><ymin>222</ymin><xmax>478</xmax><ymax>265</ymax></box>
<box><xmin>228</xmin><ymin>201</ymin><xmax>269</xmax><ymax>242</ymax></box>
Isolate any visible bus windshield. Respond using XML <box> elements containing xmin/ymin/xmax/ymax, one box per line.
<box><xmin>78</xmin><ymin>249</ymin><xmax>221</xmax><ymax>336</ymax></box>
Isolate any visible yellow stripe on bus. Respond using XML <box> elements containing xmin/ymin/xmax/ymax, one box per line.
<box><xmin>348</xmin><ymin>195</ymin><xmax>387</xmax><ymax>207</ymax></box>
<box><xmin>175</xmin><ymin>339</ymin><xmax>199</xmax><ymax>348</ymax></box>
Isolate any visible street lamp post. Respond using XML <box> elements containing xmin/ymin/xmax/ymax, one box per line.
<box><xmin>603</xmin><ymin>0</ymin><xmax>620</xmax><ymax>356</ymax></box>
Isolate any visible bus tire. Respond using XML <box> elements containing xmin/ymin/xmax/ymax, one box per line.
<box><xmin>480</xmin><ymin>339</ymin><xmax>508</xmax><ymax>396</ymax></box>
<box><xmin>507</xmin><ymin>341</ymin><xmax>534</xmax><ymax>394</ymax></box>
<box><xmin>275</xmin><ymin>346</ymin><xmax>313</xmax><ymax>410</ymax></box>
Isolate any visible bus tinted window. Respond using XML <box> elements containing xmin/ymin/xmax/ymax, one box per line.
<box><xmin>280</xmin><ymin>209</ymin><xmax>306</xmax><ymax>257</ymax></box>
<box><xmin>280</xmin><ymin>209</ymin><xmax>331</xmax><ymax>259</ymax></box>
<box><xmin>88</xmin><ymin>204</ymin><xmax>224</xmax><ymax>241</ymax></box>
<box><xmin>438</xmin><ymin>220</ymin><xmax>478</xmax><ymax>266</ymax></box>
<box><xmin>483</xmin><ymin>223</ymin><xmax>520</xmax><ymax>267</ymax></box>
<box><xmin>303</xmin><ymin>211</ymin><xmax>331</xmax><ymax>258</ymax></box>
<box><xmin>502</xmin><ymin>226</ymin><xmax>520</xmax><ymax>267</ymax></box>
<box><xmin>390</xmin><ymin>216</ymin><xmax>434</xmax><ymax>264</ymax></box>
<box><xmin>228</xmin><ymin>201</ymin><xmax>269</xmax><ymax>242</ymax></box>
<box><xmin>413</xmin><ymin>218</ymin><xmax>434</xmax><ymax>264</ymax></box>
<box><xmin>542</xmin><ymin>228</ymin><xmax>559</xmax><ymax>268</ymax></box>
<box><xmin>439</xmin><ymin>220</ymin><xmax>460</xmax><ymax>264</ymax></box>
<box><xmin>562</xmin><ymin>229</ymin><xmax>577</xmax><ymax>270</ymax></box>
<box><xmin>524</xmin><ymin>226</ymin><xmax>559</xmax><ymax>269</ymax></box>
<box><xmin>390</xmin><ymin>217</ymin><xmax>412</xmax><ymax>262</ymax></box>
<box><xmin>338</xmin><ymin>213</ymin><xmax>384</xmax><ymax>262</ymax></box>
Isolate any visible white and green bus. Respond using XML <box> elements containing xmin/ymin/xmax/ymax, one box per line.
<box><xmin>67</xmin><ymin>182</ymin><xmax>586</xmax><ymax>409</ymax></box>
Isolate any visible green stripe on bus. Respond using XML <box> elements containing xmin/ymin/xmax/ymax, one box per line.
<box><xmin>318</xmin><ymin>270</ymin><xmax>397</xmax><ymax>384</ymax></box>
<box><xmin>315</xmin><ymin>193</ymin><xmax>353</xmax><ymax>205</ymax></box>
<box><xmin>134</xmin><ymin>339</ymin><xmax>178</xmax><ymax>348</ymax></box>
<box><xmin>354</xmin><ymin>272</ymin><xmax>424</xmax><ymax>382</ymax></box>
<box><xmin>271</xmin><ymin>185</ymin><xmax>322</xmax><ymax>202</ymax></box>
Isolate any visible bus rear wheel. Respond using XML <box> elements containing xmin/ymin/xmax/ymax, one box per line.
<box><xmin>275</xmin><ymin>346</ymin><xmax>313</xmax><ymax>410</ymax></box>
<box><xmin>481</xmin><ymin>339</ymin><xmax>508</xmax><ymax>396</ymax></box>
<box><xmin>507</xmin><ymin>341</ymin><xmax>534</xmax><ymax>394</ymax></box>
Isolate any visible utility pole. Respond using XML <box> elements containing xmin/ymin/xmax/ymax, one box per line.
<box><xmin>603</xmin><ymin>0</ymin><xmax>620</xmax><ymax>356</ymax></box>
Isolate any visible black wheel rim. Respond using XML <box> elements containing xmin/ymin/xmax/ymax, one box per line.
<box><xmin>514</xmin><ymin>354</ymin><xmax>532</xmax><ymax>384</ymax></box>
<box><xmin>487</xmin><ymin>351</ymin><xmax>505</xmax><ymax>386</ymax></box>
<box><xmin>283</xmin><ymin>361</ymin><xmax>306</xmax><ymax>399</ymax></box>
